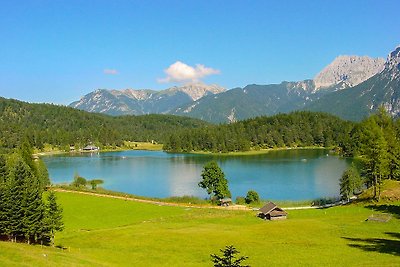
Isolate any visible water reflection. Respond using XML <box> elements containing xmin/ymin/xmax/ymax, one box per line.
<box><xmin>43</xmin><ymin>149</ymin><xmax>350</xmax><ymax>200</ymax></box>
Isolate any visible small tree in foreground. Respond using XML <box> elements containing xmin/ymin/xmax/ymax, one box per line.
<box><xmin>211</xmin><ymin>245</ymin><xmax>250</xmax><ymax>267</ymax></box>
<box><xmin>198</xmin><ymin>161</ymin><xmax>231</xmax><ymax>201</ymax></box>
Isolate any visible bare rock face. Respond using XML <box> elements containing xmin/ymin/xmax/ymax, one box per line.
<box><xmin>314</xmin><ymin>55</ymin><xmax>385</xmax><ymax>90</ymax></box>
<box><xmin>69</xmin><ymin>83</ymin><xmax>225</xmax><ymax>116</ymax></box>
<box><xmin>165</xmin><ymin>83</ymin><xmax>225</xmax><ymax>101</ymax></box>
<box><xmin>305</xmin><ymin>45</ymin><xmax>400</xmax><ymax>120</ymax></box>
<box><xmin>381</xmin><ymin>45</ymin><xmax>400</xmax><ymax>81</ymax></box>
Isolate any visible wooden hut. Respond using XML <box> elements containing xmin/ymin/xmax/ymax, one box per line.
<box><xmin>219</xmin><ymin>198</ymin><xmax>232</xmax><ymax>207</ymax></box>
<box><xmin>258</xmin><ymin>202</ymin><xmax>287</xmax><ymax>220</ymax></box>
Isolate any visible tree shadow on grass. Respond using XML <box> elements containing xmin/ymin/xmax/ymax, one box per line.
<box><xmin>343</xmin><ymin>232</ymin><xmax>400</xmax><ymax>256</ymax></box>
<box><xmin>365</xmin><ymin>204</ymin><xmax>400</xmax><ymax>219</ymax></box>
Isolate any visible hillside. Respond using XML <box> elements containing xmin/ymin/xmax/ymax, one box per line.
<box><xmin>0</xmin><ymin>97</ymin><xmax>210</xmax><ymax>150</ymax></box>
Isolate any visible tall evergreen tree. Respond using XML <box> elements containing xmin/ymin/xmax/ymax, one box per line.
<box><xmin>0</xmin><ymin>154</ymin><xmax>8</xmax><ymax>235</ymax></box>
<box><xmin>18</xmin><ymin>138</ymin><xmax>35</xmax><ymax>174</ymax></box>
<box><xmin>44</xmin><ymin>191</ymin><xmax>64</xmax><ymax>246</ymax></box>
<box><xmin>35</xmin><ymin>159</ymin><xmax>50</xmax><ymax>190</ymax></box>
<box><xmin>374</xmin><ymin>108</ymin><xmax>400</xmax><ymax>181</ymax></box>
<box><xmin>360</xmin><ymin>118</ymin><xmax>390</xmax><ymax>201</ymax></box>
<box><xmin>339</xmin><ymin>164</ymin><xmax>362</xmax><ymax>202</ymax></box>
<box><xmin>22</xmin><ymin>174</ymin><xmax>45</xmax><ymax>243</ymax></box>
<box><xmin>5</xmin><ymin>156</ymin><xmax>33</xmax><ymax>241</ymax></box>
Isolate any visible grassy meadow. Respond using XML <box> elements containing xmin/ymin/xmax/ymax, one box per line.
<box><xmin>0</xmin><ymin>191</ymin><xmax>399</xmax><ymax>266</ymax></box>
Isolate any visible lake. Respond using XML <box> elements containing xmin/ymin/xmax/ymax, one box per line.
<box><xmin>43</xmin><ymin>149</ymin><xmax>351</xmax><ymax>201</ymax></box>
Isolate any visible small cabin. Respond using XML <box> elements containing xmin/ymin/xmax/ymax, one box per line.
<box><xmin>258</xmin><ymin>202</ymin><xmax>287</xmax><ymax>220</ymax></box>
<box><xmin>219</xmin><ymin>198</ymin><xmax>232</xmax><ymax>207</ymax></box>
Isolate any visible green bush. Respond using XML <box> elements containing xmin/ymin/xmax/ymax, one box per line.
<box><xmin>245</xmin><ymin>190</ymin><xmax>260</xmax><ymax>204</ymax></box>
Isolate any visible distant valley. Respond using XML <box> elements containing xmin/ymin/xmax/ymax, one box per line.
<box><xmin>69</xmin><ymin>45</ymin><xmax>400</xmax><ymax>123</ymax></box>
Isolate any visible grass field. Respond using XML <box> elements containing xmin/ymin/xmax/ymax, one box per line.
<box><xmin>0</xmin><ymin>191</ymin><xmax>399</xmax><ymax>266</ymax></box>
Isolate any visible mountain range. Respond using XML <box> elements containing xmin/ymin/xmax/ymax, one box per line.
<box><xmin>69</xmin><ymin>45</ymin><xmax>400</xmax><ymax>123</ymax></box>
<box><xmin>69</xmin><ymin>83</ymin><xmax>225</xmax><ymax>116</ymax></box>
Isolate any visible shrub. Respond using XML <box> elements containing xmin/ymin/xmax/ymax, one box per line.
<box><xmin>245</xmin><ymin>190</ymin><xmax>260</xmax><ymax>204</ymax></box>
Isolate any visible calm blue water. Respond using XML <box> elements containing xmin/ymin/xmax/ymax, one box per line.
<box><xmin>42</xmin><ymin>149</ymin><xmax>351</xmax><ymax>200</ymax></box>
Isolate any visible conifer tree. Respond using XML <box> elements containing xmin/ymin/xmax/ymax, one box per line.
<box><xmin>5</xmin><ymin>156</ymin><xmax>33</xmax><ymax>241</ymax></box>
<box><xmin>0</xmin><ymin>154</ymin><xmax>8</xmax><ymax>235</ymax></box>
<box><xmin>339</xmin><ymin>164</ymin><xmax>362</xmax><ymax>202</ymax></box>
<box><xmin>360</xmin><ymin>117</ymin><xmax>390</xmax><ymax>201</ymax></box>
<box><xmin>44</xmin><ymin>191</ymin><xmax>64</xmax><ymax>246</ymax></box>
<box><xmin>22</xmin><ymin>174</ymin><xmax>45</xmax><ymax>243</ymax></box>
<box><xmin>35</xmin><ymin>159</ymin><xmax>50</xmax><ymax>190</ymax></box>
<box><xmin>19</xmin><ymin>138</ymin><xmax>36</xmax><ymax>175</ymax></box>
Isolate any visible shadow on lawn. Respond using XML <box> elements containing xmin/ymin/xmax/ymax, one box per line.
<box><xmin>365</xmin><ymin>204</ymin><xmax>400</xmax><ymax>219</ymax></box>
<box><xmin>343</xmin><ymin>232</ymin><xmax>400</xmax><ymax>256</ymax></box>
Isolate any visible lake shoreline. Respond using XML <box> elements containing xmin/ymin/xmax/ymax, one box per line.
<box><xmin>52</xmin><ymin>186</ymin><xmax>340</xmax><ymax>210</ymax></box>
<box><xmin>182</xmin><ymin>146</ymin><xmax>332</xmax><ymax>156</ymax></box>
<box><xmin>35</xmin><ymin>144</ymin><xmax>335</xmax><ymax>157</ymax></box>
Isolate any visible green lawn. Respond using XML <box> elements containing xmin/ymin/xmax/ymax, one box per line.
<box><xmin>0</xmin><ymin>192</ymin><xmax>399</xmax><ymax>266</ymax></box>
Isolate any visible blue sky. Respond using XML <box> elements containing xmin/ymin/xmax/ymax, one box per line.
<box><xmin>0</xmin><ymin>0</ymin><xmax>399</xmax><ymax>104</ymax></box>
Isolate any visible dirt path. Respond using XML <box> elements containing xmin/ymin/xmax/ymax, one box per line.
<box><xmin>52</xmin><ymin>188</ymin><xmax>341</xmax><ymax>211</ymax></box>
<box><xmin>52</xmin><ymin>188</ymin><xmax>251</xmax><ymax>210</ymax></box>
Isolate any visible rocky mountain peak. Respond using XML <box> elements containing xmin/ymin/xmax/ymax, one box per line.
<box><xmin>110</xmin><ymin>89</ymin><xmax>155</xmax><ymax>100</ymax></box>
<box><xmin>314</xmin><ymin>55</ymin><xmax>385</xmax><ymax>90</ymax></box>
<box><xmin>382</xmin><ymin>45</ymin><xmax>400</xmax><ymax>80</ymax></box>
<box><xmin>166</xmin><ymin>83</ymin><xmax>225</xmax><ymax>101</ymax></box>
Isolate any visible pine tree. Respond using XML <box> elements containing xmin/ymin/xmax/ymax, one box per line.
<box><xmin>22</xmin><ymin>174</ymin><xmax>45</xmax><ymax>243</ymax></box>
<box><xmin>44</xmin><ymin>191</ymin><xmax>64</xmax><ymax>246</ymax></box>
<box><xmin>0</xmin><ymin>154</ymin><xmax>8</xmax><ymax>235</ymax></box>
<box><xmin>19</xmin><ymin>138</ymin><xmax>36</xmax><ymax>175</ymax></box>
<box><xmin>211</xmin><ymin>245</ymin><xmax>250</xmax><ymax>267</ymax></box>
<box><xmin>5</xmin><ymin>156</ymin><xmax>33</xmax><ymax>241</ymax></box>
<box><xmin>339</xmin><ymin>164</ymin><xmax>362</xmax><ymax>202</ymax></box>
<box><xmin>360</xmin><ymin>118</ymin><xmax>390</xmax><ymax>201</ymax></box>
<box><xmin>35</xmin><ymin>159</ymin><xmax>50</xmax><ymax>190</ymax></box>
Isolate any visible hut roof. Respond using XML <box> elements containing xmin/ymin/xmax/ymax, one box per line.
<box><xmin>259</xmin><ymin>202</ymin><xmax>287</xmax><ymax>215</ymax></box>
<box><xmin>220</xmin><ymin>198</ymin><xmax>232</xmax><ymax>203</ymax></box>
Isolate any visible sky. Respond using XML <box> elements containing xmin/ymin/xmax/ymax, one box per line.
<box><xmin>0</xmin><ymin>0</ymin><xmax>399</xmax><ymax>105</ymax></box>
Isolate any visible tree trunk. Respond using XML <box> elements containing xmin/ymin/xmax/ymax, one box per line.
<box><xmin>377</xmin><ymin>175</ymin><xmax>381</xmax><ymax>202</ymax></box>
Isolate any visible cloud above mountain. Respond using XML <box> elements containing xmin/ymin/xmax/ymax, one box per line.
<box><xmin>104</xmin><ymin>69</ymin><xmax>119</xmax><ymax>75</ymax></box>
<box><xmin>158</xmin><ymin>61</ymin><xmax>220</xmax><ymax>83</ymax></box>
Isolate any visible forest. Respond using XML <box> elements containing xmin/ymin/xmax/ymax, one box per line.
<box><xmin>0</xmin><ymin>97</ymin><xmax>209</xmax><ymax>151</ymax></box>
<box><xmin>0</xmin><ymin>140</ymin><xmax>63</xmax><ymax>244</ymax></box>
<box><xmin>163</xmin><ymin>111</ymin><xmax>355</xmax><ymax>152</ymax></box>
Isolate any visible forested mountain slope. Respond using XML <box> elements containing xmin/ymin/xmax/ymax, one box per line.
<box><xmin>0</xmin><ymin>97</ymin><xmax>209</xmax><ymax>150</ymax></box>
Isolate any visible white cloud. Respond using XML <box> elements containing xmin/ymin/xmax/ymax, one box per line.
<box><xmin>104</xmin><ymin>69</ymin><xmax>118</xmax><ymax>75</ymax></box>
<box><xmin>158</xmin><ymin>61</ymin><xmax>220</xmax><ymax>83</ymax></box>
